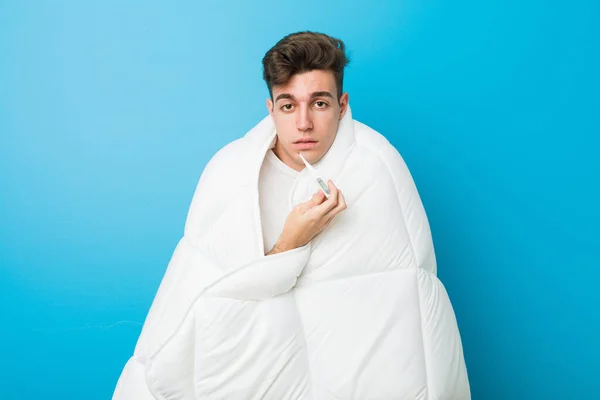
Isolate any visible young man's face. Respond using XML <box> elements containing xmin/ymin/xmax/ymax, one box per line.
<box><xmin>266</xmin><ymin>70</ymin><xmax>349</xmax><ymax>171</ymax></box>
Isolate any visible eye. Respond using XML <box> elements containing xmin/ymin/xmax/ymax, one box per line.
<box><xmin>314</xmin><ymin>101</ymin><xmax>329</xmax><ymax>108</ymax></box>
<box><xmin>280</xmin><ymin>104</ymin><xmax>294</xmax><ymax>112</ymax></box>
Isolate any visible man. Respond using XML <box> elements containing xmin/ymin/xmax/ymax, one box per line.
<box><xmin>113</xmin><ymin>31</ymin><xmax>470</xmax><ymax>399</ymax></box>
<box><xmin>260</xmin><ymin>32</ymin><xmax>350</xmax><ymax>257</ymax></box>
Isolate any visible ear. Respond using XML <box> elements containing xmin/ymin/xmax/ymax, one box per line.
<box><xmin>266</xmin><ymin>98</ymin><xmax>274</xmax><ymax>117</ymax></box>
<box><xmin>338</xmin><ymin>92</ymin><xmax>349</xmax><ymax>120</ymax></box>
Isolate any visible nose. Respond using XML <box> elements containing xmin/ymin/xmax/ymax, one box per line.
<box><xmin>295</xmin><ymin>106</ymin><xmax>313</xmax><ymax>132</ymax></box>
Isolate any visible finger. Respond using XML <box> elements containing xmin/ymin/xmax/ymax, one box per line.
<box><xmin>323</xmin><ymin>190</ymin><xmax>346</xmax><ymax>226</ymax></box>
<box><xmin>326</xmin><ymin>180</ymin><xmax>338</xmax><ymax>199</ymax></box>
<box><xmin>296</xmin><ymin>191</ymin><xmax>326</xmax><ymax>213</ymax></box>
<box><xmin>312</xmin><ymin>181</ymin><xmax>339</xmax><ymax>216</ymax></box>
<box><xmin>313</xmin><ymin>190</ymin><xmax>326</xmax><ymax>204</ymax></box>
<box><xmin>326</xmin><ymin>188</ymin><xmax>347</xmax><ymax>220</ymax></box>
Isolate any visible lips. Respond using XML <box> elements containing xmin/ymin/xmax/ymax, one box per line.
<box><xmin>294</xmin><ymin>138</ymin><xmax>317</xmax><ymax>144</ymax></box>
<box><xmin>293</xmin><ymin>139</ymin><xmax>318</xmax><ymax>150</ymax></box>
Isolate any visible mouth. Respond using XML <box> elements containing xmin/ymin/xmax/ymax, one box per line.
<box><xmin>293</xmin><ymin>139</ymin><xmax>318</xmax><ymax>150</ymax></box>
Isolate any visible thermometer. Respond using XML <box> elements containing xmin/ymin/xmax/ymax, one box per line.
<box><xmin>297</xmin><ymin>152</ymin><xmax>331</xmax><ymax>198</ymax></box>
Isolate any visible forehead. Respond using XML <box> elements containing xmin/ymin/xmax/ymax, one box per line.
<box><xmin>272</xmin><ymin>70</ymin><xmax>336</xmax><ymax>100</ymax></box>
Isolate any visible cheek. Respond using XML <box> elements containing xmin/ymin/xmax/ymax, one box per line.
<box><xmin>319</xmin><ymin>118</ymin><xmax>339</xmax><ymax>143</ymax></box>
<box><xmin>274</xmin><ymin>115</ymin><xmax>295</xmax><ymax>140</ymax></box>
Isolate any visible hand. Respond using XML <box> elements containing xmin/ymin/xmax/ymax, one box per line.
<box><xmin>269</xmin><ymin>180</ymin><xmax>347</xmax><ymax>254</ymax></box>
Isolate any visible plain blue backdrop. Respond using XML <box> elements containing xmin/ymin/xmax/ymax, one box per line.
<box><xmin>1</xmin><ymin>1</ymin><xmax>598</xmax><ymax>399</ymax></box>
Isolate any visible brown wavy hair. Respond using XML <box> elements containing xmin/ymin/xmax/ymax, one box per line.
<box><xmin>262</xmin><ymin>31</ymin><xmax>350</xmax><ymax>100</ymax></box>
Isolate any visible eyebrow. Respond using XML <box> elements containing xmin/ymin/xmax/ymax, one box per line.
<box><xmin>275</xmin><ymin>91</ymin><xmax>335</xmax><ymax>102</ymax></box>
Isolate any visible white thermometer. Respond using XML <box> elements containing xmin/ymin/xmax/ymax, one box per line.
<box><xmin>298</xmin><ymin>152</ymin><xmax>331</xmax><ymax>198</ymax></box>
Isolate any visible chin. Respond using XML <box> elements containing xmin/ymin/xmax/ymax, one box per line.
<box><xmin>296</xmin><ymin>149</ymin><xmax>323</xmax><ymax>163</ymax></box>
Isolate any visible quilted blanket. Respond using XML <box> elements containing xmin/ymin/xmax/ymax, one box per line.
<box><xmin>112</xmin><ymin>107</ymin><xmax>470</xmax><ymax>399</ymax></box>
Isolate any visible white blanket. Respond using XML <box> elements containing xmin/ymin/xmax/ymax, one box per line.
<box><xmin>112</xmin><ymin>107</ymin><xmax>471</xmax><ymax>399</ymax></box>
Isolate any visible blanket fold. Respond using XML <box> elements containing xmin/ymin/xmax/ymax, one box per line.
<box><xmin>206</xmin><ymin>243</ymin><xmax>312</xmax><ymax>300</ymax></box>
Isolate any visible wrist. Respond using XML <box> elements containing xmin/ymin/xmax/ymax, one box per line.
<box><xmin>268</xmin><ymin>237</ymin><xmax>295</xmax><ymax>255</ymax></box>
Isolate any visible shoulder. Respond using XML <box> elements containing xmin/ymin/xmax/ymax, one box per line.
<box><xmin>201</xmin><ymin>137</ymin><xmax>252</xmax><ymax>182</ymax></box>
<box><xmin>183</xmin><ymin>136</ymin><xmax>255</xmax><ymax>239</ymax></box>
<box><xmin>352</xmin><ymin>119</ymin><xmax>410</xmax><ymax>176</ymax></box>
<box><xmin>202</xmin><ymin>114</ymin><xmax>272</xmax><ymax>182</ymax></box>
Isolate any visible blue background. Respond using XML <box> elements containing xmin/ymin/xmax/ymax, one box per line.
<box><xmin>1</xmin><ymin>1</ymin><xmax>598</xmax><ymax>399</ymax></box>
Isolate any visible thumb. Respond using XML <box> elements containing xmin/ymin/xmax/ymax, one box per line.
<box><xmin>296</xmin><ymin>191</ymin><xmax>324</xmax><ymax>213</ymax></box>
